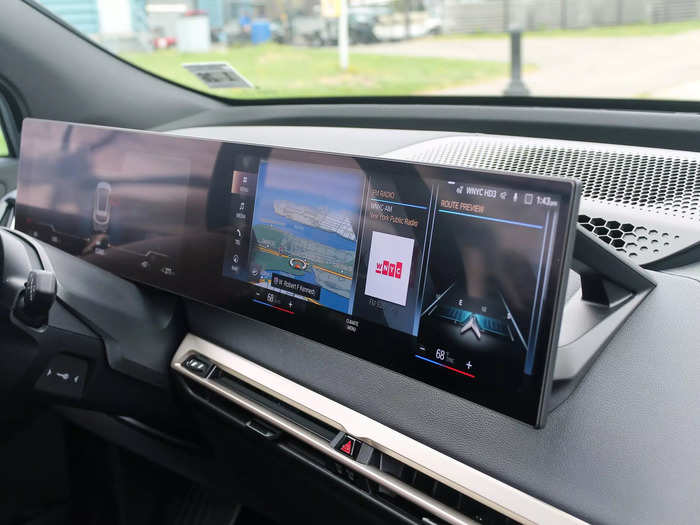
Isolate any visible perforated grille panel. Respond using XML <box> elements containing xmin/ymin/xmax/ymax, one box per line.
<box><xmin>577</xmin><ymin>215</ymin><xmax>679</xmax><ymax>260</ymax></box>
<box><xmin>387</xmin><ymin>135</ymin><xmax>700</xmax><ymax>220</ymax></box>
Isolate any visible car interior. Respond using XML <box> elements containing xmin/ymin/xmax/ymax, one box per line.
<box><xmin>2</xmin><ymin>1</ymin><xmax>700</xmax><ymax>525</ymax></box>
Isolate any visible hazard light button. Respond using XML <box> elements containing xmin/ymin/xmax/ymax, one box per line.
<box><xmin>335</xmin><ymin>434</ymin><xmax>358</xmax><ymax>458</ymax></box>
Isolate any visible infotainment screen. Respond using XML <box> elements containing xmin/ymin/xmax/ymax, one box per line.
<box><xmin>16</xmin><ymin>119</ymin><xmax>580</xmax><ymax>426</ymax></box>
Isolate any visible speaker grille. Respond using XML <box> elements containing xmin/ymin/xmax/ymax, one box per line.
<box><xmin>387</xmin><ymin>135</ymin><xmax>700</xmax><ymax>220</ymax></box>
<box><xmin>577</xmin><ymin>215</ymin><xmax>679</xmax><ymax>260</ymax></box>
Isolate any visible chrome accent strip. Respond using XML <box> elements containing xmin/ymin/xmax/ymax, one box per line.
<box><xmin>172</xmin><ymin>334</ymin><xmax>587</xmax><ymax>525</ymax></box>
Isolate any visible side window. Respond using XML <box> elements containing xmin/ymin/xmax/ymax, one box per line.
<box><xmin>0</xmin><ymin>127</ymin><xmax>7</xmax><ymax>157</ymax></box>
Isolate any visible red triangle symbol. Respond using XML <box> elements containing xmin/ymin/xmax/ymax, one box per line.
<box><xmin>340</xmin><ymin>440</ymin><xmax>353</xmax><ymax>455</ymax></box>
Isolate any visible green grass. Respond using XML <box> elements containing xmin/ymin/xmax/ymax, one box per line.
<box><xmin>0</xmin><ymin>133</ymin><xmax>7</xmax><ymax>157</ymax></box>
<box><xmin>435</xmin><ymin>19</ymin><xmax>700</xmax><ymax>40</ymax></box>
<box><xmin>122</xmin><ymin>43</ymin><xmax>506</xmax><ymax>99</ymax></box>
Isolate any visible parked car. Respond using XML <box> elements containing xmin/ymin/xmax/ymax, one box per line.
<box><xmin>372</xmin><ymin>10</ymin><xmax>441</xmax><ymax>41</ymax></box>
<box><xmin>276</xmin><ymin>6</ymin><xmax>392</xmax><ymax>46</ymax></box>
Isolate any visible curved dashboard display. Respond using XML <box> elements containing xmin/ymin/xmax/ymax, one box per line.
<box><xmin>16</xmin><ymin>119</ymin><xmax>579</xmax><ymax>426</ymax></box>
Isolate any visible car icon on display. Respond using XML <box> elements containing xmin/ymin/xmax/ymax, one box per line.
<box><xmin>92</xmin><ymin>182</ymin><xmax>112</xmax><ymax>233</ymax></box>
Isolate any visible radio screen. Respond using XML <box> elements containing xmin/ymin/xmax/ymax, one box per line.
<box><xmin>16</xmin><ymin>119</ymin><xmax>579</xmax><ymax>426</ymax></box>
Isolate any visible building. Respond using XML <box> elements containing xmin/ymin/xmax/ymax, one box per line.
<box><xmin>39</xmin><ymin>0</ymin><xmax>150</xmax><ymax>50</ymax></box>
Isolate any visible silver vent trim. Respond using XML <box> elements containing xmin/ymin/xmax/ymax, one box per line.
<box><xmin>173</xmin><ymin>334</ymin><xmax>587</xmax><ymax>525</ymax></box>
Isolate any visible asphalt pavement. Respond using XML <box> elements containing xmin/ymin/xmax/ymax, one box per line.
<box><xmin>354</xmin><ymin>30</ymin><xmax>700</xmax><ymax>99</ymax></box>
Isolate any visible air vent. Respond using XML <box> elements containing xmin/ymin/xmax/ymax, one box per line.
<box><xmin>209</xmin><ymin>367</ymin><xmax>339</xmax><ymax>441</ymax></box>
<box><xmin>372</xmin><ymin>451</ymin><xmax>517</xmax><ymax>525</ymax></box>
<box><xmin>386</xmin><ymin>135</ymin><xmax>700</xmax><ymax>220</ymax></box>
<box><xmin>577</xmin><ymin>215</ymin><xmax>680</xmax><ymax>261</ymax></box>
<box><xmin>179</xmin><ymin>359</ymin><xmax>517</xmax><ymax>524</ymax></box>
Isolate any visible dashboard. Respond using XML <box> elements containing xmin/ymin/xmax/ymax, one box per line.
<box><xmin>3</xmin><ymin>6</ymin><xmax>700</xmax><ymax>523</ymax></box>
<box><xmin>4</xmin><ymin>119</ymin><xmax>700</xmax><ymax>525</ymax></box>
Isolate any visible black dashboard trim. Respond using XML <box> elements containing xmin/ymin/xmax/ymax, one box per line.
<box><xmin>6</xmin><ymin>229</ymin><xmax>184</xmax><ymax>390</ymax></box>
<box><xmin>154</xmin><ymin>104</ymin><xmax>700</xmax><ymax>154</ymax></box>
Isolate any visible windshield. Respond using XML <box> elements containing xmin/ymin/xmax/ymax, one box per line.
<box><xmin>36</xmin><ymin>0</ymin><xmax>700</xmax><ymax>102</ymax></box>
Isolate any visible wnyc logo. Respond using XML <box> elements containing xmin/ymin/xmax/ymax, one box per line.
<box><xmin>364</xmin><ymin>232</ymin><xmax>414</xmax><ymax>306</ymax></box>
<box><xmin>375</xmin><ymin>260</ymin><xmax>404</xmax><ymax>279</ymax></box>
